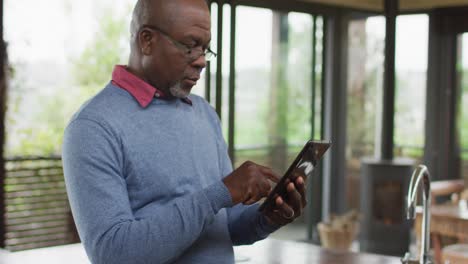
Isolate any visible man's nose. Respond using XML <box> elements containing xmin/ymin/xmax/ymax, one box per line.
<box><xmin>191</xmin><ymin>54</ymin><xmax>207</xmax><ymax>69</ymax></box>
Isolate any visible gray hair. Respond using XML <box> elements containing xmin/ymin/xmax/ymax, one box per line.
<box><xmin>130</xmin><ymin>0</ymin><xmax>152</xmax><ymax>43</ymax></box>
<box><xmin>129</xmin><ymin>0</ymin><xmax>210</xmax><ymax>46</ymax></box>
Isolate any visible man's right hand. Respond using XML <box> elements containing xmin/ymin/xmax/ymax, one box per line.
<box><xmin>222</xmin><ymin>161</ymin><xmax>280</xmax><ymax>205</ymax></box>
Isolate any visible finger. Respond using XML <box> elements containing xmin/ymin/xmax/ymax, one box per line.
<box><xmin>287</xmin><ymin>182</ymin><xmax>303</xmax><ymax>215</ymax></box>
<box><xmin>258</xmin><ymin>166</ymin><xmax>281</xmax><ymax>183</ymax></box>
<box><xmin>253</xmin><ymin>178</ymin><xmax>271</xmax><ymax>200</ymax></box>
<box><xmin>295</xmin><ymin>176</ymin><xmax>305</xmax><ymax>186</ymax></box>
<box><xmin>261</xmin><ymin>179</ymin><xmax>273</xmax><ymax>195</ymax></box>
<box><xmin>245</xmin><ymin>181</ymin><xmax>270</xmax><ymax>205</ymax></box>
<box><xmin>295</xmin><ymin>177</ymin><xmax>307</xmax><ymax>207</ymax></box>
<box><xmin>275</xmin><ymin>195</ymin><xmax>283</xmax><ymax>206</ymax></box>
<box><xmin>276</xmin><ymin>196</ymin><xmax>295</xmax><ymax>219</ymax></box>
<box><xmin>256</xmin><ymin>182</ymin><xmax>270</xmax><ymax>201</ymax></box>
<box><xmin>291</xmin><ymin>171</ymin><xmax>301</xmax><ymax>181</ymax></box>
<box><xmin>241</xmin><ymin>188</ymin><xmax>253</xmax><ymax>203</ymax></box>
<box><xmin>263</xmin><ymin>198</ymin><xmax>290</xmax><ymax>225</ymax></box>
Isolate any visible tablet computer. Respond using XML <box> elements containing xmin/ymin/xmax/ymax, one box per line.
<box><xmin>258</xmin><ymin>140</ymin><xmax>331</xmax><ymax>212</ymax></box>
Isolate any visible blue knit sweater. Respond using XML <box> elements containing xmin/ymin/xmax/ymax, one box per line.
<box><xmin>62</xmin><ymin>83</ymin><xmax>277</xmax><ymax>264</ymax></box>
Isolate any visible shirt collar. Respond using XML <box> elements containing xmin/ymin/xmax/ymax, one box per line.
<box><xmin>111</xmin><ymin>65</ymin><xmax>192</xmax><ymax>108</ymax></box>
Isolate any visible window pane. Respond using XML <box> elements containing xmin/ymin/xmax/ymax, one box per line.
<box><xmin>234</xmin><ymin>7</ymin><xmax>320</xmax><ymax>241</ymax></box>
<box><xmin>234</xmin><ymin>9</ymin><xmax>316</xmax><ymax>172</ymax></box>
<box><xmin>286</xmin><ymin>12</ymin><xmax>313</xmax><ymax>146</ymax></box>
<box><xmin>234</xmin><ymin>6</ymin><xmax>273</xmax><ymax>168</ymax></box>
<box><xmin>345</xmin><ymin>16</ymin><xmax>385</xmax><ymax>210</ymax></box>
<box><xmin>459</xmin><ymin>33</ymin><xmax>468</xmax><ymax>185</ymax></box>
<box><xmin>394</xmin><ymin>15</ymin><xmax>428</xmax><ymax>160</ymax></box>
<box><xmin>314</xmin><ymin>17</ymin><xmax>325</xmax><ymax>140</ymax></box>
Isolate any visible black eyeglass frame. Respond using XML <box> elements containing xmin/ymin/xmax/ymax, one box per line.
<box><xmin>141</xmin><ymin>24</ymin><xmax>217</xmax><ymax>62</ymax></box>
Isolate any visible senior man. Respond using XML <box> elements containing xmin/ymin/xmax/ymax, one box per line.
<box><xmin>62</xmin><ymin>0</ymin><xmax>307</xmax><ymax>263</ymax></box>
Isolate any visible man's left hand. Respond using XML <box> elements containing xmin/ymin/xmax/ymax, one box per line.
<box><xmin>262</xmin><ymin>176</ymin><xmax>307</xmax><ymax>226</ymax></box>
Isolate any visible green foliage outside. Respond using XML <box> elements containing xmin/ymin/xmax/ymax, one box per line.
<box><xmin>286</xmin><ymin>17</ymin><xmax>314</xmax><ymax>143</ymax></box>
<box><xmin>6</xmin><ymin>11</ymin><xmax>128</xmax><ymax>156</ymax></box>
<box><xmin>11</xmin><ymin>91</ymin><xmax>75</xmax><ymax>156</ymax></box>
<box><xmin>73</xmin><ymin>13</ymin><xmax>129</xmax><ymax>97</ymax></box>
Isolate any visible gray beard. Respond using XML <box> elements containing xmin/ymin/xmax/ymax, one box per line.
<box><xmin>169</xmin><ymin>81</ymin><xmax>190</xmax><ymax>99</ymax></box>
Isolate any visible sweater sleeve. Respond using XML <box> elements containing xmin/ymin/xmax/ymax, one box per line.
<box><xmin>227</xmin><ymin>204</ymin><xmax>280</xmax><ymax>245</ymax></box>
<box><xmin>62</xmin><ymin>118</ymin><xmax>232</xmax><ymax>264</ymax></box>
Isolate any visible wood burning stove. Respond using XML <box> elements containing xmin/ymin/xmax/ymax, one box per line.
<box><xmin>359</xmin><ymin>157</ymin><xmax>414</xmax><ymax>256</ymax></box>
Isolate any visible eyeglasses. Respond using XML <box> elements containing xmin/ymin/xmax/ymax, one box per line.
<box><xmin>142</xmin><ymin>25</ymin><xmax>217</xmax><ymax>62</ymax></box>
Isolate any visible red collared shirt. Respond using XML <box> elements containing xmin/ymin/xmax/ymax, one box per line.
<box><xmin>111</xmin><ymin>65</ymin><xmax>192</xmax><ymax>108</ymax></box>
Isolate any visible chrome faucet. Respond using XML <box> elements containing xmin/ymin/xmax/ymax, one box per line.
<box><xmin>401</xmin><ymin>165</ymin><xmax>433</xmax><ymax>264</ymax></box>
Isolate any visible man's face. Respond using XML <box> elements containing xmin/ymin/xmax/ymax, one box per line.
<box><xmin>141</xmin><ymin>0</ymin><xmax>211</xmax><ymax>98</ymax></box>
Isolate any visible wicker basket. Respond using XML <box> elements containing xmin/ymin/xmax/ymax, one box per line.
<box><xmin>318</xmin><ymin>222</ymin><xmax>359</xmax><ymax>251</ymax></box>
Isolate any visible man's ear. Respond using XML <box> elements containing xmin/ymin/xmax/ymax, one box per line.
<box><xmin>139</xmin><ymin>29</ymin><xmax>154</xmax><ymax>55</ymax></box>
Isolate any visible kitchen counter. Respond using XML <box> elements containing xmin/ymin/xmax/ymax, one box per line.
<box><xmin>0</xmin><ymin>238</ymin><xmax>402</xmax><ymax>263</ymax></box>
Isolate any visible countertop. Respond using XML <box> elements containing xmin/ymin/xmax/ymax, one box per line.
<box><xmin>0</xmin><ymin>238</ymin><xmax>402</xmax><ymax>264</ymax></box>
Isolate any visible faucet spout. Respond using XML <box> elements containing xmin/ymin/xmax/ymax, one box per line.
<box><xmin>402</xmin><ymin>165</ymin><xmax>433</xmax><ymax>264</ymax></box>
<box><xmin>407</xmin><ymin>203</ymin><xmax>415</xmax><ymax>219</ymax></box>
